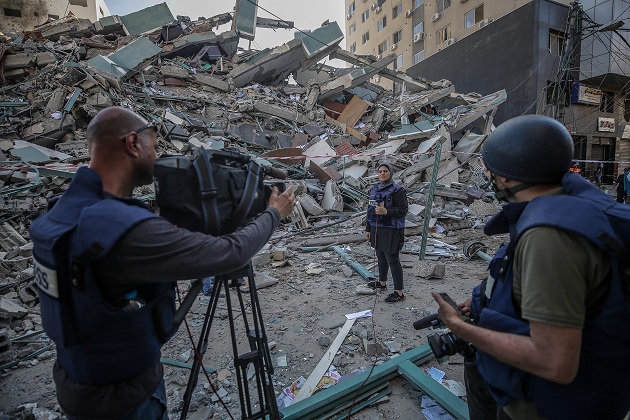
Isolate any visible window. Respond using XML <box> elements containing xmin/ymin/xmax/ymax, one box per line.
<box><xmin>437</xmin><ymin>0</ymin><xmax>451</xmax><ymax>13</ymax></box>
<box><xmin>378</xmin><ymin>16</ymin><xmax>387</xmax><ymax>31</ymax></box>
<box><xmin>378</xmin><ymin>40</ymin><xmax>388</xmax><ymax>54</ymax></box>
<box><xmin>349</xmin><ymin>22</ymin><xmax>356</xmax><ymax>34</ymax></box>
<box><xmin>362</xmin><ymin>9</ymin><xmax>369</xmax><ymax>22</ymax></box>
<box><xmin>362</xmin><ymin>31</ymin><xmax>370</xmax><ymax>44</ymax></box>
<box><xmin>414</xmin><ymin>0</ymin><xmax>425</xmax><ymax>9</ymax></box>
<box><xmin>350</xmin><ymin>42</ymin><xmax>357</xmax><ymax>54</ymax></box>
<box><xmin>413</xmin><ymin>50</ymin><xmax>425</xmax><ymax>64</ymax></box>
<box><xmin>348</xmin><ymin>2</ymin><xmax>355</xmax><ymax>16</ymax></box>
<box><xmin>4</xmin><ymin>8</ymin><xmax>22</xmax><ymax>17</ymax></box>
<box><xmin>99</xmin><ymin>7</ymin><xmax>104</xmax><ymax>16</ymax></box>
<box><xmin>625</xmin><ymin>99</ymin><xmax>630</xmax><ymax>122</ymax></box>
<box><xmin>393</xmin><ymin>28</ymin><xmax>403</xmax><ymax>43</ymax></box>
<box><xmin>436</xmin><ymin>25</ymin><xmax>450</xmax><ymax>45</ymax></box>
<box><xmin>600</xmin><ymin>91</ymin><xmax>614</xmax><ymax>113</ymax></box>
<box><xmin>413</xmin><ymin>22</ymin><xmax>424</xmax><ymax>36</ymax></box>
<box><xmin>392</xmin><ymin>2</ymin><xmax>402</xmax><ymax>19</ymax></box>
<box><xmin>394</xmin><ymin>54</ymin><xmax>404</xmax><ymax>69</ymax></box>
<box><xmin>465</xmin><ymin>4</ymin><xmax>484</xmax><ymax>29</ymax></box>
<box><xmin>549</xmin><ymin>30</ymin><xmax>565</xmax><ymax>56</ymax></box>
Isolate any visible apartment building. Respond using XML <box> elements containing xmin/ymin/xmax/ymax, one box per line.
<box><xmin>343</xmin><ymin>0</ymin><xmax>572</xmax><ymax>88</ymax></box>
<box><xmin>1</xmin><ymin>0</ymin><xmax>110</xmax><ymax>33</ymax></box>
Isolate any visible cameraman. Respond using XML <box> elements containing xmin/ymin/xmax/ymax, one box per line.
<box><xmin>29</xmin><ymin>106</ymin><xmax>295</xmax><ymax>419</ymax></box>
<box><xmin>432</xmin><ymin>115</ymin><xmax>630</xmax><ymax>419</ymax></box>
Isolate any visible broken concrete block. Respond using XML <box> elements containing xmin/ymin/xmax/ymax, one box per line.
<box><xmin>193</xmin><ymin>74</ymin><xmax>230</xmax><ymax>92</ymax></box>
<box><xmin>0</xmin><ymin>297</ymin><xmax>29</xmax><ymax>320</ymax></box>
<box><xmin>272</xmin><ymin>247</ymin><xmax>287</xmax><ymax>261</ymax></box>
<box><xmin>46</xmin><ymin>89</ymin><xmax>67</xmax><ymax>114</ymax></box>
<box><xmin>2</xmin><ymin>53</ymin><xmax>36</xmax><ymax>70</ymax></box>
<box><xmin>160</xmin><ymin>65</ymin><xmax>190</xmax><ymax>79</ymax></box>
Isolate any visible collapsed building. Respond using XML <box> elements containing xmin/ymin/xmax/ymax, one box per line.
<box><xmin>0</xmin><ymin>2</ymin><xmax>507</xmax><ymax>419</ymax></box>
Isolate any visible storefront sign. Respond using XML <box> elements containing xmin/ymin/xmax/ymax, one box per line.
<box><xmin>571</xmin><ymin>84</ymin><xmax>602</xmax><ymax>105</ymax></box>
<box><xmin>597</xmin><ymin>117</ymin><xmax>615</xmax><ymax>132</ymax></box>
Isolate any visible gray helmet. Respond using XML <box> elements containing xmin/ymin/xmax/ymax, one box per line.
<box><xmin>481</xmin><ymin>115</ymin><xmax>574</xmax><ymax>183</ymax></box>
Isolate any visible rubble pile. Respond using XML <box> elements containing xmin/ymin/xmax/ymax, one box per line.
<box><xmin>0</xmin><ymin>3</ymin><xmax>507</xmax><ymax>417</ymax></box>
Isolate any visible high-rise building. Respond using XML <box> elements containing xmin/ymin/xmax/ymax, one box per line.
<box><xmin>343</xmin><ymin>0</ymin><xmax>571</xmax><ymax>88</ymax></box>
<box><xmin>0</xmin><ymin>0</ymin><xmax>111</xmax><ymax>33</ymax></box>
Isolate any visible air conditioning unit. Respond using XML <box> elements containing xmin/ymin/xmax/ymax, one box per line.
<box><xmin>347</xmin><ymin>13</ymin><xmax>352</xmax><ymax>20</ymax></box>
<box><xmin>479</xmin><ymin>18</ymin><xmax>494</xmax><ymax>28</ymax></box>
<box><xmin>375</xmin><ymin>6</ymin><xmax>382</xmax><ymax>13</ymax></box>
<box><xmin>432</xmin><ymin>12</ymin><xmax>441</xmax><ymax>22</ymax></box>
<box><xmin>405</xmin><ymin>9</ymin><xmax>412</xmax><ymax>18</ymax></box>
<box><xmin>413</xmin><ymin>32</ymin><xmax>424</xmax><ymax>42</ymax></box>
<box><xmin>376</xmin><ymin>54</ymin><xmax>383</xmax><ymax>60</ymax></box>
<box><xmin>390</xmin><ymin>43</ymin><xmax>398</xmax><ymax>51</ymax></box>
<box><xmin>446</xmin><ymin>38</ymin><xmax>456</xmax><ymax>46</ymax></box>
<box><xmin>373</xmin><ymin>75</ymin><xmax>381</xmax><ymax>83</ymax></box>
<box><xmin>371</xmin><ymin>3</ymin><xmax>377</xmax><ymax>10</ymax></box>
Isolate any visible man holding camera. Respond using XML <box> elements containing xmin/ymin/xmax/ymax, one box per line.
<box><xmin>432</xmin><ymin>115</ymin><xmax>630</xmax><ymax>419</ymax></box>
<box><xmin>29</xmin><ymin>106</ymin><xmax>295</xmax><ymax>419</ymax></box>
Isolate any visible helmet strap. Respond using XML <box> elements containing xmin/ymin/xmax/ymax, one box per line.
<box><xmin>494</xmin><ymin>182</ymin><xmax>535</xmax><ymax>201</ymax></box>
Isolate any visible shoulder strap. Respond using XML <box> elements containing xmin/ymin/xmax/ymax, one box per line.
<box><xmin>193</xmin><ymin>148</ymin><xmax>221</xmax><ymax>235</ymax></box>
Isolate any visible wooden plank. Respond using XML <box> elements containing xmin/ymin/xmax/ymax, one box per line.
<box><xmin>292</xmin><ymin>318</ymin><xmax>356</xmax><ymax>403</ymax></box>
<box><xmin>337</xmin><ymin>95</ymin><xmax>370</xmax><ymax>128</ymax></box>
<box><xmin>398</xmin><ymin>360</ymin><xmax>470</xmax><ymax>420</ymax></box>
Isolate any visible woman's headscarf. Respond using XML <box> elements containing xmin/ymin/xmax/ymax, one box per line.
<box><xmin>376</xmin><ymin>162</ymin><xmax>395</xmax><ymax>190</ymax></box>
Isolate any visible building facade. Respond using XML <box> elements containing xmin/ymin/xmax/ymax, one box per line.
<box><xmin>343</xmin><ymin>0</ymin><xmax>573</xmax><ymax>88</ymax></box>
<box><xmin>402</xmin><ymin>0</ymin><xmax>630</xmax><ymax>183</ymax></box>
<box><xmin>1</xmin><ymin>0</ymin><xmax>110</xmax><ymax>33</ymax></box>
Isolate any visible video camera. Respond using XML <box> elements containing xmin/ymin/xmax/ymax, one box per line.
<box><xmin>153</xmin><ymin>147</ymin><xmax>287</xmax><ymax>236</ymax></box>
<box><xmin>413</xmin><ymin>293</ymin><xmax>476</xmax><ymax>363</ymax></box>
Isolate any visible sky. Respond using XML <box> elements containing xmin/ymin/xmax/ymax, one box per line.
<box><xmin>104</xmin><ymin>0</ymin><xmax>346</xmax><ymax>52</ymax></box>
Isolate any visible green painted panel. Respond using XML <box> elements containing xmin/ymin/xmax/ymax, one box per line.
<box><xmin>120</xmin><ymin>2</ymin><xmax>174</xmax><ymax>35</ymax></box>
<box><xmin>234</xmin><ymin>0</ymin><xmax>258</xmax><ymax>40</ymax></box>
<box><xmin>299</xmin><ymin>22</ymin><xmax>344</xmax><ymax>57</ymax></box>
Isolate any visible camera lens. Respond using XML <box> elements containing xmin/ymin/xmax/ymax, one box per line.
<box><xmin>428</xmin><ymin>332</ymin><xmax>465</xmax><ymax>359</ymax></box>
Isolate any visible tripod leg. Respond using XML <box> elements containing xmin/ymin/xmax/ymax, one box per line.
<box><xmin>180</xmin><ymin>277</ymin><xmax>223</xmax><ymax>420</ymax></box>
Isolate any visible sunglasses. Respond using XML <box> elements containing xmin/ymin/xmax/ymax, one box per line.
<box><xmin>121</xmin><ymin>121</ymin><xmax>159</xmax><ymax>142</ymax></box>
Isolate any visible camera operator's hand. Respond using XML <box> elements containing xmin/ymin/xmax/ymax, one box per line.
<box><xmin>268</xmin><ymin>186</ymin><xmax>295</xmax><ymax>218</ymax></box>
<box><xmin>431</xmin><ymin>291</ymin><xmax>464</xmax><ymax>330</ymax></box>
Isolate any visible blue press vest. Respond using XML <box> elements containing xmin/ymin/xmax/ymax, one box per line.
<box><xmin>29</xmin><ymin>167</ymin><xmax>177</xmax><ymax>385</ymax></box>
<box><xmin>474</xmin><ymin>173</ymin><xmax>630</xmax><ymax>419</ymax></box>
<box><xmin>366</xmin><ymin>182</ymin><xmax>405</xmax><ymax>229</ymax></box>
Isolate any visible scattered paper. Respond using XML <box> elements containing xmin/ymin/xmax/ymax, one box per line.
<box><xmin>424</xmin><ymin>366</ymin><xmax>446</xmax><ymax>383</ymax></box>
<box><xmin>276</xmin><ymin>376</ymin><xmax>306</xmax><ymax>409</ymax></box>
<box><xmin>420</xmin><ymin>395</ymin><xmax>455</xmax><ymax>420</ymax></box>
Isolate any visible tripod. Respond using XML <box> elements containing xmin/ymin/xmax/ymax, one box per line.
<box><xmin>179</xmin><ymin>262</ymin><xmax>280</xmax><ymax>420</ymax></box>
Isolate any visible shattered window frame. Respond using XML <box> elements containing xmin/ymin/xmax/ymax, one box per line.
<box><xmin>464</xmin><ymin>4</ymin><xmax>484</xmax><ymax>30</ymax></box>
<box><xmin>350</xmin><ymin>42</ymin><xmax>357</xmax><ymax>54</ymax></box>
<box><xmin>362</xmin><ymin>9</ymin><xmax>370</xmax><ymax>22</ymax></box>
<box><xmin>413</xmin><ymin>22</ymin><xmax>424</xmax><ymax>36</ymax></box>
<box><xmin>378</xmin><ymin>40</ymin><xmax>388</xmax><ymax>54</ymax></box>
<box><xmin>414</xmin><ymin>0</ymin><xmax>425</xmax><ymax>10</ymax></box>
<box><xmin>437</xmin><ymin>0</ymin><xmax>451</xmax><ymax>13</ymax></box>
<box><xmin>378</xmin><ymin>16</ymin><xmax>387</xmax><ymax>31</ymax></box>
<box><xmin>545</xmin><ymin>81</ymin><xmax>570</xmax><ymax>107</ymax></box>
<box><xmin>413</xmin><ymin>50</ymin><xmax>425</xmax><ymax>64</ymax></box>
<box><xmin>436</xmin><ymin>25</ymin><xmax>450</xmax><ymax>45</ymax></box>
<box><xmin>395</xmin><ymin>54</ymin><xmax>404</xmax><ymax>69</ymax></box>
<box><xmin>392</xmin><ymin>2</ymin><xmax>403</xmax><ymax>19</ymax></box>
<box><xmin>600</xmin><ymin>91</ymin><xmax>614</xmax><ymax>113</ymax></box>
<box><xmin>348</xmin><ymin>1</ymin><xmax>356</xmax><ymax>17</ymax></box>
<box><xmin>349</xmin><ymin>21</ymin><xmax>357</xmax><ymax>34</ymax></box>
<box><xmin>393</xmin><ymin>28</ymin><xmax>403</xmax><ymax>44</ymax></box>
<box><xmin>362</xmin><ymin>31</ymin><xmax>370</xmax><ymax>44</ymax></box>
<box><xmin>549</xmin><ymin>29</ymin><xmax>565</xmax><ymax>56</ymax></box>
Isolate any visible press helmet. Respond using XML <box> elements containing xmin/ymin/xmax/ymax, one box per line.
<box><xmin>481</xmin><ymin>115</ymin><xmax>574</xmax><ymax>183</ymax></box>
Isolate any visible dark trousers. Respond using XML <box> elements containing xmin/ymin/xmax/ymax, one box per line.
<box><xmin>464</xmin><ymin>357</ymin><xmax>511</xmax><ymax>420</ymax></box>
<box><xmin>617</xmin><ymin>191</ymin><xmax>627</xmax><ymax>203</ymax></box>
<box><xmin>376</xmin><ymin>250</ymin><xmax>404</xmax><ymax>291</ymax></box>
